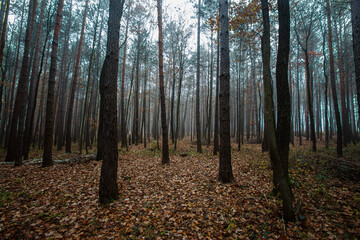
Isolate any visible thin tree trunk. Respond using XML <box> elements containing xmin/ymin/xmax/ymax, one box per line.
<box><xmin>174</xmin><ymin>49</ymin><xmax>184</xmax><ymax>150</ymax></box>
<box><xmin>80</xmin><ymin>2</ymin><xmax>100</xmax><ymax>154</ymax></box>
<box><xmin>120</xmin><ymin>13</ymin><xmax>129</xmax><ymax>149</ymax></box>
<box><xmin>196</xmin><ymin>0</ymin><xmax>202</xmax><ymax>153</ymax></box>
<box><xmin>65</xmin><ymin>0</ymin><xmax>88</xmax><ymax>153</ymax></box>
<box><xmin>207</xmin><ymin>31</ymin><xmax>214</xmax><ymax>147</ymax></box>
<box><xmin>326</xmin><ymin>0</ymin><xmax>343</xmax><ymax>157</ymax></box>
<box><xmin>42</xmin><ymin>0</ymin><xmax>64</xmax><ymax>167</ymax></box>
<box><xmin>213</xmin><ymin>29</ymin><xmax>220</xmax><ymax>155</ymax></box>
<box><xmin>157</xmin><ymin>0</ymin><xmax>169</xmax><ymax>164</ymax></box>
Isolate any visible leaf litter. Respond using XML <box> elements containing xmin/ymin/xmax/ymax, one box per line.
<box><xmin>0</xmin><ymin>141</ymin><xmax>359</xmax><ymax>239</ymax></box>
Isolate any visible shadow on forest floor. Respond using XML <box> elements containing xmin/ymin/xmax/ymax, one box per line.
<box><xmin>0</xmin><ymin>140</ymin><xmax>359</xmax><ymax>239</ymax></box>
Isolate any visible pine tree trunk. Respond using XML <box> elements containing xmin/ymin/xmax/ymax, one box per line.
<box><xmin>6</xmin><ymin>0</ymin><xmax>37</xmax><ymax>165</ymax></box>
<box><xmin>65</xmin><ymin>0</ymin><xmax>88</xmax><ymax>153</ymax></box>
<box><xmin>196</xmin><ymin>0</ymin><xmax>202</xmax><ymax>153</ymax></box>
<box><xmin>326</xmin><ymin>0</ymin><xmax>343</xmax><ymax>157</ymax></box>
<box><xmin>174</xmin><ymin>50</ymin><xmax>184</xmax><ymax>150</ymax></box>
<box><xmin>42</xmin><ymin>0</ymin><xmax>64</xmax><ymax>167</ymax></box>
<box><xmin>157</xmin><ymin>0</ymin><xmax>169</xmax><ymax>164</ymax></box>
<box><xmin>120</xmin><ymin>14</ymin><xmax>129</xmax><ymax>149</ymax></box>
<box><xmin>23</xmin><ymin>0</ymin><xmax>47</xmax><ymax>160</ymax></box>
<box><xmin>351</xmin><ymin>0</ymin><xmax>360</xmax><ymax>128</ymax></box>
<box><xmin>261</xmin><ymin>0</ymin><xmax>294</xmax><ymax>222</ymax></box>
<box><xmin>80</xmin><ymin>3</ymin><xmax>100</xmax><ymax>154</ymax></box>
<box><xmin>218</xmin><ymin>0</ymin><xmax>234</xmax><ymax>183</ymax></box>
<box><xmin>213</xmin><ymin>29</ymin><xmax>220</xmax><ymax>155</ymax></box>
<box><xmin>98</xmin><ymin>0</ymin><xmax>125</xmax><ymax>204</ymax></box>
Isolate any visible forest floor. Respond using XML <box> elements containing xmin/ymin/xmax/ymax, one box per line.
<box><xmin>0</xmin><ymin>140</ymin><xmax>360</xmax><ymax>239</ymax></box>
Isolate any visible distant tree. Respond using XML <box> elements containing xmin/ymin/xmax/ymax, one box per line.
<box><xmin>98</xmin><ymin>0</ymin><xmax>125</xmax><ymax>204</ymax></box>
<box><xmin>218</xmin><ymin>0</ymin><xmax>234</xmax><ymax>183</ymax></box>
<box><xmin>196</xmin><ymin>0</ymin><xmax>202</xmax><ymax>153</ymax></box>
<box><xmin>42</xmin><ymin>0</ymin><xmax>65</xmax><ymax>167</ymax></box>
<box><xmin>120</xmin><ymin>8</ymin><xmax>130</xmax><ymax>150</ymax></box>
<box><xmin>55</xmin><ymin>0</ymin><xmax>73</xmax><ymax>151</ymax></box>
<box><xmin>294</xmin><ymin>4</ymin><xmax>317</xmax><ymax>152</ymax></box>
<box><xmin>0</xmin><ymin>0</ymin><xmax>10</xmax><ymax>123</ymax></box>
<box><xmin>65</xmin><ymin>0</ymin><xmax>89</xmax><ymax>153</ymax></box>
<box><xmin>326</xmin><ymin>0</ymin><xmax>343</xmax><ymax>157</ymax></box>
<box><xmin>157</xmin><ymin>0</ymin><xmax>169</xmax><ymax>164</ymax></box>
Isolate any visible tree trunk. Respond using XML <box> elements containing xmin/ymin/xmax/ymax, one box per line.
<box><xmin>261</xmin><ymin>0</ymin><xmax>294</xmax><ymax>222</ymax></box>
<box><xmin>296</xmin><ymin>46</ymin><xmax>302</xmax><ymax>145</ymax></box>
<box><xmin>80</xmin><ymin>2</ymin><xmax>100</xmax><ymax>154</ymax></box>
<box><xmin>98</xmin><ymin>0</ymin><xmax>125</xmax><ymax>205</ymax></box>
<box><xmin>207</xmin><ymin>31</ymin><xmax>214</xmax><ymax>147</ymax></box>
<box><xmin>23</xmin><ymin>0</ymin><xmax>47</xmax><ymax>160</ymax></box>
<box><xmin>120</xmin><ymin>13</ymin><xmax>129</xmax><ymax>150</ymax></box>
<box><xmin>65</xmin><ymin>0</ymin><xmax>88</xmax><ymax>153</ymax></box>
<box><xmin>351</xmin><ymin>0</ymin><xmax>360</xmax><ymax>125</ymax></box>
<box><xmin>174</xmin><ymin>50</ymin><xmax>184</xmax><ymax>150</ymax></box>
<box><xmin>213</xmin><ymin>29</ymin><xmax>220</xmax><ymax>155</ymax></box>
<box><xmin>6</xmin><ymin>0</ymin><xmax>37</xmax><ymax>165</ymax></box>
<box><xmin>218</xmin><ymin>0</ymin><xmax>234</xmax><ymax>183</ymax></box>
<box><xmin>157</xmin><ymin>0</ymin><xmax>169</xmax><ymax>164</ymax></box>
<box><xmin>42</xmin><ymin>0</ymin><xmax>64</xmax><ymax>167</ymax></box>
<box><xmin>326</xmin><ymin>0</ymin><xmax>343</xmax><ymax>157</ymax></box>
<box><xmin>196</xmin><ymin>0</ymin><xmax>202</xmax><ymax>153</ymax></box>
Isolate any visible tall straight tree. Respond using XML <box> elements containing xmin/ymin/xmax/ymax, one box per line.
<box><xmin>276</xmin><ymin>0</ymin><xmax>292</xmax><ymax>187</ymax></box>
<box><xmin>326</xmin><ymin>0</ymin><xmax>343</xmax><ymax>157</ymax></box>
<box><xmin>218</xmin><ymin>0</ymin><xmax>234</xmax><ymax>183</ymax></box>
<box><xmin>120</xmin><ymin>11</ymin><xmax>130</xmax><ymax>150</ymax></box>
<box><xmin>42</xmin><ymin>0</ymin><xmax>64</xmax><ymax>167</ymax></box>
<box><xmin>0</xmin><ymin>0</ymin><xmax>9</xmax><ymax>118</ymax></box>
<box><xmin>260</xmin><ymin>0</ymin><xmax>295</xmax><ymax>221</ymax></box>
<box><xmin>65</xmin><ymin>0</ymin><xmax>89</xmax><ymax>153</ymax></box>
<box><xmin>157</xmin><ymin>0</ymin><xmax>169</xmax><ymax>164</ymax></box>
<box><xmin>213</xmin><ymin>29</ymin><xmax>220</xmax><ymax>155</ymax></box>
<box><xmin>352</xmin><ymin>0</ymin><xmax>360</xmax><ymax>113</ymax></box>
<box><xmin>55</xmin><ymin>0</ymin><xmax>73</xmax><ymax>151</ymax></box>
<box><xmin>0</xmin><ymin>0</ymin><xmax>9</xmax><ymax>79</ymax></box>
<box><xmin>195</xmin><ymin>0</ymin><xmax>202</xmax><ymax>153</ymax></box>
<box><xmin>294</xmin><ymin>9</ymin><xmax>316</xmax><ymax>152</ymax></box>
<box><xmin>23</xmin><ymin>0</ymin><xmax>47</xmax><ymax>160</ymax></box>
<box><xmin>98</xmin><ymin>0</ymin><xmax>125</xmax><ymax>204</ymax></box>
<box><xmin>5</xmin><ymin>0</ymin><xmax>37</xmax><ymax>165</ymax></box>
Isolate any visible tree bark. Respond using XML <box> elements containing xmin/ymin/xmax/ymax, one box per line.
<box><xmin>326</xmin><ymin>0</ymin><xmax>343</xmax><ymax>157</ymax></box>
<box><xmin>196</xmin><ymin>0</ymin><xmax>202</xmax><ymax>153</ymax></box>
<box><xmin>23</xmin><ymin>0</ymin><xmax>47</xmax><ymax>160</ymax></box>
<box><xmin>6</xmin><ymin>0</ymin><xmax>37</xmax><ymax>165</ymax></box>
<box><xmin>65</xmin><ymin>0</ymin><xmax>89</xmax><ymax>153</ymax></box>
<box><xmin>42</xmin><ymin>0</ymin><xmax>64</xmax><ymax>167</ymax></box>
<box><xmin>213</xmin><ymin>28</ymin><xmax>220</xmax><ymax>155</ymax></box>
<box><xmin>157</xmin><ymin>0</ymin><xmax>169</xmax><ymax>164</ymax></box>
<box><xmin>261</xmin><ymin>0</ymin><xmax>295</xmax><ymax>221</ymax></box>
<box><xmin>352</xmin><ymin>0</ymin><xmax>360</xmax><ymax>121</ymax></box>
<box><xmin>120</xmin><ymin>13</ymin><xmax>130</xmax><ymax>150</ymax></box>
<box><xmin>218</xmin><ymin>0</ymin><xmax>234</xmax><ymax>183</ymax></box>
<box><xmin>98</xmin><ymin>0</ymin><xmax>125</xmax><ymax>204</ymax></box>
<box><xmin>80</xmin><ymin>2</ymin><xmax>100</xmax><ymax>154</ymax></box>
